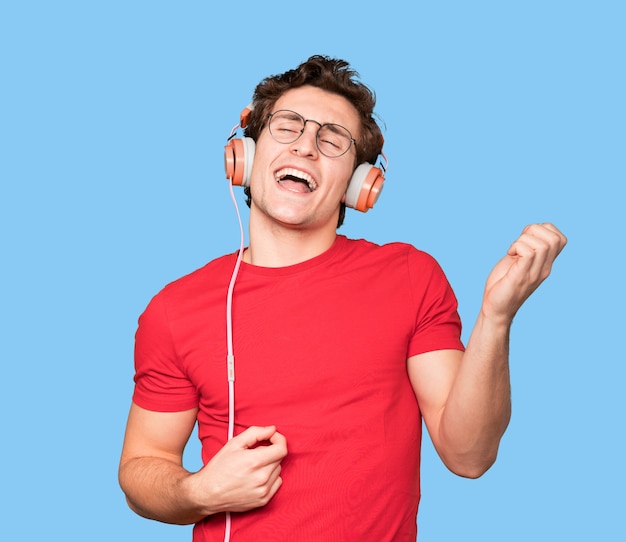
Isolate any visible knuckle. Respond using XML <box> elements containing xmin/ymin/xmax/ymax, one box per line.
<box><xmin>255</xmin><ymin>485</ymin><xmax>272</xmax><ymax>504</ymax></box>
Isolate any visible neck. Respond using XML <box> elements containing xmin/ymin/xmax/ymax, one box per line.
<box><xmin>245</xmin><ymin>213</ymin><xmax>338</xmax><ymax>268</ymax></box>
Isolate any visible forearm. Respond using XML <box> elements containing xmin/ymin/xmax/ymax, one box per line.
<box><xmin>438</xmin><ymin>312</ymin><xmax>512</xmax><ymax>477</ymax></box>
<box><xmin>119</xmin><ymin>456</ymin><xmax>205</xmax><ymax>525</ymax></box>
<box><xmin>426</xmin><ymin>223</ymin><xmax>566</xmax><ymax>477</ymax></box>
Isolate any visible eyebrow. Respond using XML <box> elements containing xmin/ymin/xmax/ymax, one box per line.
<box><xmin>323</xmin><ymin>123</ymin><xmax>351</xmax><ymax>137</ymax></box>
<box><xmin>280</xmin><ymin>111</ymin><xmax>303</xmax><ymax>121</ymax></box>
<box><xmin>272</xmin><ymin>109</ymin><xmax>358</xmax><ymax>142</ymax></box>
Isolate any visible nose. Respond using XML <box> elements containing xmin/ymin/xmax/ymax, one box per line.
<box><xmin>290</xmin><ymin>120</ymin><xmax>320</xmax><ymax>157</ymax></box>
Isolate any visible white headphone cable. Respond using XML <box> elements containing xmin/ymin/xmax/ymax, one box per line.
<box><xmin>223</xmin><ymin>176</ymin><xmax>245</xmax><ymax>542</ymax></box>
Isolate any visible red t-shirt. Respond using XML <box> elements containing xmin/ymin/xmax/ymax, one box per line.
<box><xmin>133</xmin><ymin>235</ymin><xmax>464</xmax><ymax>541</ymax></box>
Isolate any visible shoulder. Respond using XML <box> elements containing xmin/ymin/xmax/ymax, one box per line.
<box><xmin>340</xmin><ymin>236</ymin><xmax>441</xmax><ymax>270</ymax></box>
<box><xmin>336</xmin><ymin>237</ymin><xmax>452</xmax><ymax>297</ymax></box>
<box><xmin>147</xmin><ymin>251</ymin><xmax>238</xmax><ymax>308</ymax></box>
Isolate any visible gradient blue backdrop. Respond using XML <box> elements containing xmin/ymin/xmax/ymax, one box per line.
<box><xmin>1</xmin><ymin>1</ymin><xmax>624</xmax><ymax>540</ymax></box>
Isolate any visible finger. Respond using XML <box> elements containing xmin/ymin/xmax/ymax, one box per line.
<box><xmin>511</xmin><ymin>225</ymin><xmax>557</xmax><ymax>258</ymax></box>
<box><xmin>265</xmin><ymin>463</ymin><xmax>282</xmax><ymax>488</ymax></box>
<box><xmin>251</xmin><ymin>435</ymin><xmax>288</xmax><ymax>464</ymax></box>
<box><xmin>540</xmin><ymin>222</ymin><xmax>568</xmax><ymax>254</ymax></box>
<box><xmin>539</xmin><ymin>222</ymin><xmax>565</xmax><ymax>237</ymax></box>
<box><xmin>250</xmin><ymin>466</ymin><xmax>284</xmax><ymax>508</ymax></box>
<box><xmin>506</xmin><ymin>239</ymin><xmax>537</xmax><ymax>278</ymax></box>
<box><xmin>265</xmin><ymin>465</ymin><xmax>284</xmax><ymax>498</ymax></box>
<box><xmin>507</xmin><ymin>233</ymin><xmax>556</xmax><ymax>284</ymax></box>
<box><xmin>524</xmin><ymin>225</ymin><xmax>566</xmax><ymax>274</ymax></box>
<box><xmin>268</xmin><ymin>430</ymin><xmax>288</xmax><ymax>451</ymax></box>
<box><xmin>522</xmin><ymin>223</ymin><xmax>567</xmax><ymax>256</ymax></box>
<box><xmin>235</xmin><ymin>425</ymin><xmax>278</xmax><ymax>449</ymax></box>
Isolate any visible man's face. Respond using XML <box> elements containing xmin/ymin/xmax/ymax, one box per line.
<box><xmin>248</xmin><ymin>85</ymin><xmax>361</xmax><ymax>233</ymax></box>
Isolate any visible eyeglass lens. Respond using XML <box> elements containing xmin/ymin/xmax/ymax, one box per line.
<box><xmin>268</xmin><ymin>110</ymin><xmax>354</xmax><ymax>158</ymax></box>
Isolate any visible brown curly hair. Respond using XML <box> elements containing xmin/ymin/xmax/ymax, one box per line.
<box><xmin>242</xmin><ymin>55</ymin><xmax>384</xmax><ymax>227</ymax></box>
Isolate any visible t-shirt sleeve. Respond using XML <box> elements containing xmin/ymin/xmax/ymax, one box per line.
<box><xmin>406</xmin><ymin>247</ymin><xmax>465</xmax><ymax>357</ymax></box>
<box><xmin>132</xmin><ymin>291</ymin><xmax>200</xmax><ymax>412</ymax></box>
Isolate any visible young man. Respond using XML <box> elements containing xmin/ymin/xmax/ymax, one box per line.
<box><xmin>119</xmin><ymin>55</ymin><xmax>567</xmax><ymax>541</ymax></box>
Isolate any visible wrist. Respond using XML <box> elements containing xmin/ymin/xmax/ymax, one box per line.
<box><xmin>476</xmin><ymin>308</ymin><xmax>514</xmax><ymax>335</ymax></box>
<box><xmin>178</xmin><ymin>470</ymin><xmax>218</xmax><ymax>519</ymax></box>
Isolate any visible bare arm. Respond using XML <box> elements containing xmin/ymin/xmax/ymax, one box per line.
<box><xmin>409</xmin><ymin>223</ymin><xmax>567</xmax><ymax>478</ymax></box>
<box><xmin>118</xmin><ymin>403</ymin><xmax>288</xmax><ymax>524</ymax></box>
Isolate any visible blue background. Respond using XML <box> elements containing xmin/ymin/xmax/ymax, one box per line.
<box><xmin>1</xmin><ymin>1</ymin><xmax>624</xmax><ymax>540</ymax></box>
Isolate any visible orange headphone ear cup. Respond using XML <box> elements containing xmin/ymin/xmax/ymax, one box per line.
<box><xmin>224</xmin><ymin>137</ymin><xmax>256</xmax><ymax>187</ymax></box>
<box><xmin>344</xmin><ymin>163</ymin><xmax>385</xmax><ymax>212</ymax></box>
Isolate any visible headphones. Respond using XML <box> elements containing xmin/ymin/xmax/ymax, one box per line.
<box><xmin>224</xmin><ymin>106</ymin><xmax>387</xmax><ymax>212</ymax></box>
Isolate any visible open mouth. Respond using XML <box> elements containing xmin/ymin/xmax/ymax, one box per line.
<box><xmin>275</xmin><ymin>168</ymin><xmax>318</xmax><ymax>193</ymax></box>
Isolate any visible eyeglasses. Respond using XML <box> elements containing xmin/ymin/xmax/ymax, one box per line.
<box><xmin>267</xmin><ymin>110</ymin><xmax>357</xmax><ymax>158</ymax></box>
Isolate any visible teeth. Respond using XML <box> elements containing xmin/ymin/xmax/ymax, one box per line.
<box><xmin>275</xmin><ymin>168</ymin><xmax>318</xmax><ymax>191</ymax></box>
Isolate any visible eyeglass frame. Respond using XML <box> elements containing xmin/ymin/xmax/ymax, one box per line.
<box><xmin>265</xmin><ymin>109</ymin><xmax>358</xmax><ymax>158</ymax></box>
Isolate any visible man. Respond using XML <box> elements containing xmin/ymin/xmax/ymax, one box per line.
<box><xmin>119</xmin><ymin>55</ymin><xmax>567</xmax><ymax>541</ymax></box>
